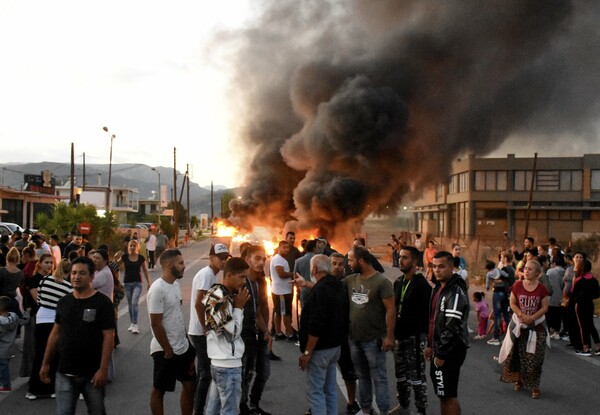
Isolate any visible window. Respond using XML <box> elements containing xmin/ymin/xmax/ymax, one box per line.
<box><xmin>591</xmin><ymin>170</ymin><xmax>600</xmax><ymax>190</ymax></box>
<box><xmin>514</xmin><ymin>171</ymin><xmax>533</xmax><ymax>191</ymax></box>
<box><xmin>475</xmin><ymin>171</ymin><xmax>508</xmax><ymax>191</ymax></box>
<box><xmin>560</xmin><ymin>170</ymin><xmax>582</xmax><ymax>191</ymax></box>
<box><xmin>459</xmin><ymin>172</ymin><xmax>469</xmax><ymax>193</ymax></box>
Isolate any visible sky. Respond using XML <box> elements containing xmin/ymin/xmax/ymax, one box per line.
<box><xmin>0</xmin><ymin>0</ymin><xmax>252</xmax><ymax>188</ymax></box>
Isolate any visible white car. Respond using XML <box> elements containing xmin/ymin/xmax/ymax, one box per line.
<box><xmin>0</xmin><ymin>222</ymin><xmax>25</xmax><ymax>236</ymax></box>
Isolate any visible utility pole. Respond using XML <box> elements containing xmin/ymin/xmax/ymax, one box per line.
<box><xmin>173</xmin><ymin>147</ymin><xmax>177</xmax><ymax>247</ymax></box>
<box><xmin>82</xmin><ymin>152</ymin><xmax>86</xmax><ymax>191</ymax></box>
<box><xmin>70</xmin><ymin>143</ymin><xmax>75</xmax><ymax>207</ymax></box>
<box><xmin>210</xmin><ymin>181</ymin><xmax>214</xmax><ymax>234</ymax></box>
<box><xmin>524</xmin><ymin>153</ymin><xmax>538</xmax><ymax>240</ymax></box>
<box><xmin>186</xmin><ymin>163</ymin><xmax>190</xmax><ymax>237</ymax></box>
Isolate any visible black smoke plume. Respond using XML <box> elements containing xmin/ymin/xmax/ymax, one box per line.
<box><xmin>225</xmin><ymin>0</ymin><xmax>600</xmax><ymax>246</ymax></box>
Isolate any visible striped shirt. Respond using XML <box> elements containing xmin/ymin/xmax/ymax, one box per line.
<box><xmin>38</xmin><ymin>276</ymin><xmax>72</xmax><ymax>310</ymax></box>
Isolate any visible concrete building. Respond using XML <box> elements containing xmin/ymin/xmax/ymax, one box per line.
<box><xmin>410</xmin><ymin>153</ymin><xmax>600</xmax><ymax>244</ymax></box>
<box><xmin>0</xmin><ymin>186</ymin><xmax>67</xmax><ymax>229</ymax></box>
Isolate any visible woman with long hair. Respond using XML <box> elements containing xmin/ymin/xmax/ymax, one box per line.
<box><xmin>569</xmin><ymin>259</ymin><xmax>600</xmax><ymax>356</ymax></box>
<box><xmin>0</xmin><ymin>247</ymin><xmax>24</xmax><ymax>315</ymax></box>
<box><xmin>117</xmin><ymin>239</ymin><xmax>150</xmax><ymax>334</ymax></box>
<box><xmin>18</xmin><ymin>244</ymin><xmax>38</xmax><ymax>378</ymax></box>
<box><xmin>26</xmin><ymin>257</ymin><xmax>71</xmax><ymax>400</ymax></box>
<box><xmin>499</xmin><ymin>260</ymin><xmax>549</xmax><ymax>399</ymax></box>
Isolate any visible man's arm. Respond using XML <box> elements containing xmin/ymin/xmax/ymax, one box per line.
<box><xmin>150</xmin><ymin>313</ymin><xmax>174</xmax><ymax>358</ymax></box>
<box><xmin>298</xmin><ymin>334</ymin><xmax>318</xmax><ymax>370</ymax></box>
<box><xmin>91</xmin><ymin>328</ymin><xmax>115</xmax><ymax>388</ymax></box>
<box><xmin>40</xmin><ymin>323</ymin><xmax>60</xmax><ymax>384</ymax></box>
<box><xmin>195</xmin><ymin>289</ymin><xmax>208</xmax><ymax>329</ymax></box>
<box><xmin>382</xmin><ymin>295</ymin><xmax>396</xmax><ymax>352</ymax></box>
<box><xmin>275</xmin><ymin>265</ymin><xmax>294</xmax><ymax>279</ymax></box>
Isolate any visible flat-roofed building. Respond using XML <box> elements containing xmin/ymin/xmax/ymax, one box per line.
<box><xmin>410</xmin><ymin>153</ymin><xmax>600</xmax><ymax>244</ymax></box>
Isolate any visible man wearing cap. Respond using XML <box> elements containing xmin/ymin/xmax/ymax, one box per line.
<box><xmin>188</xmin><ymin>243</ymin><xmax>230</xmax><ymax>415</ymax></box>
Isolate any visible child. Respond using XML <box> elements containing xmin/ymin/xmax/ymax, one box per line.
<box><xmin>472</xmin><ymin>292</ymin><xmax>489</xmax><ymax>339</ymax></box>
<box><xmin>0</xmin><ymin>296</ymin><xmax>30</xmax><ymax>392</ymax></box>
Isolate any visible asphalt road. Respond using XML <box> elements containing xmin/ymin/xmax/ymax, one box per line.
<box><xmin>1</xmin><ymin>238</ymin><xmax>600</xmax><ymax>414</ymax></box>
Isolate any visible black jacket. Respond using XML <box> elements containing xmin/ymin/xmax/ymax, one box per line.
<box><xmin>394</xmin><ymin>272</ymin><xmax>431</xmax><ymax>340</ymax></box>
<box><xmin>429</xmin><ymin>274</ymin><xmax>470</xmax><ymax>359</ymax></box>
<box><xmin>299</xmin><ymin>275</ymin><xmax>346</xmax><ymax>352</ymax></box>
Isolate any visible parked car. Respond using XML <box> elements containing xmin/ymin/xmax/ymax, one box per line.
<box><xmin>0</xmin><ymin>222</ymin><xmax>24</xmax><ymax>236</ymax></box>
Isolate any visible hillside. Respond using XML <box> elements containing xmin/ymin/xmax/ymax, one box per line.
<box><xmin>0</xmin><ymin>161</ymin><xmax>235</xmax><ymax>217</ymax></box>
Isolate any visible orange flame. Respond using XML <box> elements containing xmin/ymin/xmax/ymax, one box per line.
<box><xmin>215</xmin><ymin>220</ymin><xmax>276</xmax><ymax>257</ymax></box>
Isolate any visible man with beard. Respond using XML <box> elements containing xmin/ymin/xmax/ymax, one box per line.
<box><xmin>344</xmin><ymin>246</ymin><xmax>395</xmax><ymax>415</ymax></box>
<box><xmin>39</xmin><ymin>256</ymin><xmax>115</xmax><ymax>414</ymax></box>
<box><xmin>148</xmin><ymin>249</ymin><xmax>196</xmax><ymax>415</ymax></box>
<box><xmin>240</xmin><ymin>245</ymin><xmax>272</xmax><ymax>415</ymax></box>
<box><xmin>393</xmin><ymin>246</ymin><xmax>431</xmax><ymax>415</ymax></box>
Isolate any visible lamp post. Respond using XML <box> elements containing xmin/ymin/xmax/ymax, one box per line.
<box><xmin>102</xmin><ymin>126</ymin><xmax>116</xmax><ymax>211</ymax></box>
<box><xmin>151</xmin><ymin>167</ymin><xmax>161</xmax><ymax>225</ymax></box>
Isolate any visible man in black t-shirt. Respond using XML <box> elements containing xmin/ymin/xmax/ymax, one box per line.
<box><xmin>40</xmin><ymin>256</ymin><xmax>115</xmax><ymax>414</ymax></box>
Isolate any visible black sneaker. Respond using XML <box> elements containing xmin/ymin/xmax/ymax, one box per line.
<box><xmin>286</xmin><ymin>333</ymin><xmax>299</xmax><ymax>342</ymax></box>
<box><xmin>274</xmin><ymin>333</ymin><xmax>286</xmax><ymax>341</ymax></box>
<box><xmin>346</xmin><ymin>401</ymin><xmax>361</xmax><ymax>414</ymax></box>
<box><xmin>268</xmin><ymin>351</ymin><xmax>281</xmax><ymax>361</ymax></box>
<box><xmin>249</xmin><ymin>406</ymin><xmax>272</xmax><ymax>415</ymax></box>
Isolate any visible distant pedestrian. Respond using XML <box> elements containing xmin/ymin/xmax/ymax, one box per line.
<box><xmin>39</xmin><ymin>256</ymin><xmax>115</xmax><ymax>414</ymax></box>
<box><xmin>472</xmin><ymin>292</ymin><xmax>489</xmax><ymax>339</ymax></box>
<box><xmin>116</xmin><ymin>239</ymin><xmax>150</xmax><ymax>334</ymax></box>
<box><xmin>145</xmin><ymin>229</ymin><xmax>157</xmax><ymax>270</ymax></box>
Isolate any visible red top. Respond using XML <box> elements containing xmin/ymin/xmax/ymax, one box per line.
<box><xmin>511</xmin><ymin>280</ymin><xmax>548</xmax><ymax>316</ymax></box>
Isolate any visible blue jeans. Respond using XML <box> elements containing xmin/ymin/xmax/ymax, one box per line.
<box><xmin>190</xmin><ymin>334</ymin><xmax>211</xmax><ymax>414</ymax></box>
<box><xmin>492</xmin><ymin>290</ymin><xmax>510</xmax><ymax>340</ymax></box>
<box><xmin>349</xmin><ymin>338</ymin><xmax>390</xmax><ymax>412</ymax></box>
<box><xmin>55</xmin><ymin>372</ymin><xmax>106</xmax><ymax>415</ymax></box>
<box><xmin>206</xmin><ymin>365</ymin><xmax>242</xmax><ymax>415</ymax></box>
<box><xmin>124</xmin><ymin>282</ymin><xmax>142</xmax><ymax>324</ymax></box>
<box><xmin>0</xmin><ymin>357</ymin><xmax>10</xmax><ymax>387</ymax></box>
<box><xmin>306</xmin><ymin>346</ymin><xmax>341</xmax><ymax>415</ymax></box>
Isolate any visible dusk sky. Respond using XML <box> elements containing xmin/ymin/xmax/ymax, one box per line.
<box><xmin>0</xmin><ymin>1</ymin><xmax>252</xmax><ymax>187</ymax></box>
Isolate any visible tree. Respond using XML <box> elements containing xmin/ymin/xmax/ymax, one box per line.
<box><xmin>220</xmin><ymin>191</ymin><xmax>236</xmax><ymax>218</ymax></box>
<box><xmin>35</xmin><ymin>202</ymin><xmax>118</xmax><ymax>250</ymax></box>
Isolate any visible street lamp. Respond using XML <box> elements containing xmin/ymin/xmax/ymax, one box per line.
<box><xmin>102</xmin><ymin>126</ymin><xmax>116</xmax><ymax>210</ymax></box>
<box><xmin>151</xmin><ymin>167</ymin><xmax>161</xmax><ymax>225</ymax></box>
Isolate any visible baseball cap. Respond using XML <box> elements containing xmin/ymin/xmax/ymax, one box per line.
<box><xmin>210</xmin><ymin>243</ymin><xmax>231</xmax><ymax>258</ymax></box>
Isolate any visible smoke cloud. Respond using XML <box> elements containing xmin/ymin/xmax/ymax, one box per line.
<box><xmin>225</xmin><ymin>0</ymin><xmax>600</xmax><ymax>246</ymax></box>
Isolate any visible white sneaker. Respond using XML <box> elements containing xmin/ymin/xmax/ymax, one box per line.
<box><xmin>127</xmin><ymin>323</ymin><xmax>134</xmax><ymax>332</ymax></box>
<box><xmin>487</xmin><ymin>339</ymin><xmax>501</xmax><ymax>346</ymax></box>
<box><xmin>550</xmin><ymin>333</ymin><xmax>560</xmax><ymax>340</ymax></box>
<box><xmin>131</xmin><ymin>324</ymin><xmax>139</xmax><ymax>334</ymax></box>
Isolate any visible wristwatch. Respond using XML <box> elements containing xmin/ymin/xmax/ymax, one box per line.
<box><xmin>304</xmin><ymin>350</ymin><xmax>311</xmax><ymax>356</ymax></box>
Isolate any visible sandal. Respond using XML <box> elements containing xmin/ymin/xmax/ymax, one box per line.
<box><xmin>514</xmin><ymin>381</ymin><xmax>523</xmax><ymax>391</ymax></box>
<box><xmin>531</xmin><ymin>388</ymin><xmax>541</xmax><ymax>399</ymax></box>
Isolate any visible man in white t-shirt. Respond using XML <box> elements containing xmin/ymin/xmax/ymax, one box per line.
<box><xmin>146</xmin><ymin>229</ymin><xmax>158</xmax><ymax>270</ymax></box>
<box><xmin>189</xmin><ymin>243</ymin><xmax>230</xmax><ymax>415</ymax></box>
<box><xmin>148</xmin><ymin>249</ymin><xmax>196</xmax><ymax>415</ymax></box>
<box><xmin>269</xmin><ymin>240</ymin><xmax>296</xmax><ymax>341</ymax></box>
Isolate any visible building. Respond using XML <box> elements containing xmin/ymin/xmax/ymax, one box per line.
<box><xmin>56</xmin><ymin>182</ymin><xmax>139</xmax><ymax>223</ymax></box>
<box><xmin>0</xmin><ymin>186</ymin><xmax>67</xmax><ymax>228</ymax></box>
<box><xmin>410</xmin><ymin>153</ymin><xmax>600</xmax><ymax>244</ymax></box>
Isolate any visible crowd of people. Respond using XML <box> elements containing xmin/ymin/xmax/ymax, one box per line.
<box><xmin>1</xmin><ymin>228</ymin><xmax>600</xmax><ymax>415</ymax></box>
